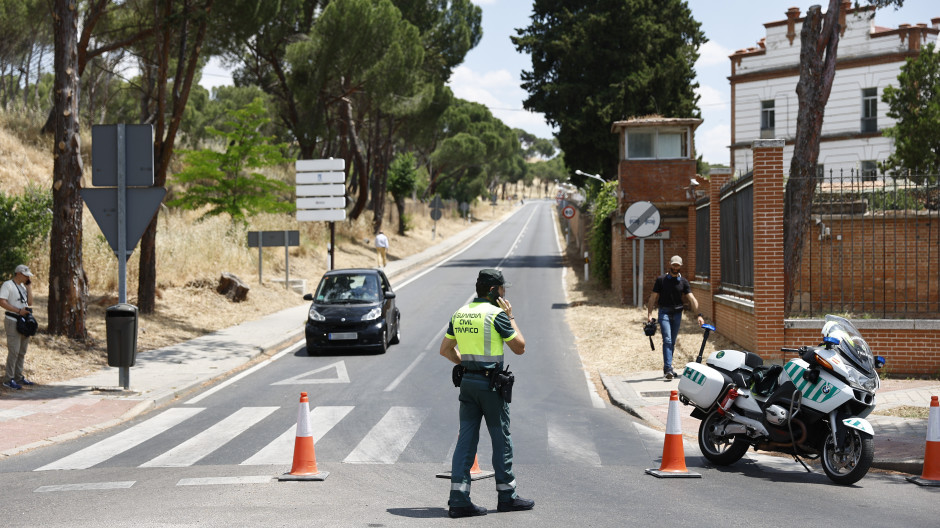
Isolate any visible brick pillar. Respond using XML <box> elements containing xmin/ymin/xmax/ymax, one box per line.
<box><xmin>751</xmin><ymin>140</ymin><xmax>785</xmax><ymax>361</ymax></box>
<box><xmin>687</xmin><ymin>202</ymin><xmax>696</xmax><ymax>279</ymax></box>
<box><xmin>708</xmin><ymin>168</ymin><xmax>732</xmax><ymax>302</ymax></box>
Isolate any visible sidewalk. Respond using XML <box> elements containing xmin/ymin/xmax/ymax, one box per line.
<box><xmin>601</xmin><ymin>371</ymin><xmax>940</xmax><ymax>475</ymax></box>
<box><xmin>0</xmin><ymin>216</ymin><xmax>501</xmax><ymax>458</ymax></box>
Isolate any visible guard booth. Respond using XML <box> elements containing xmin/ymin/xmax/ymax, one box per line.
<box><xmin>609</xmin><ymin>117</ymin><xmax>703</xmax><ymax>306</ymax></box>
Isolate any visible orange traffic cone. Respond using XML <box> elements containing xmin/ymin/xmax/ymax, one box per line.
<box><xmin>278</xmin><ymin>392</ymin><xmax>329</xmax><ymax>481</ymax></box>
<box><xmin>646</xmin><ymin>390</ymin><xmax>701</xmax><ymax>478</ymax></box>
<box><xmin>907</xmin><ymin>395</ymin><xmax>940</xmax><ymax>486</ymax></box>
<box><xmin>436</xmin><ymin>437</ymin><xmax>495</xmax><ymax>480</ymax></box>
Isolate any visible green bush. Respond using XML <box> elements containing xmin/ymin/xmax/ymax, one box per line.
<box><xmin>587</xmin><ymin>181</ymin><xmax>619</xmax><ymax>288</ymax></box>
<box><xmin>0</xmin><ymin>185</ymin><xmax>53</xmax><ymax>272</ymax></box>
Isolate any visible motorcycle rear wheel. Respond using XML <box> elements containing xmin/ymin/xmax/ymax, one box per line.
<box><xmin>821</xmin><ymin>429</ymin><xmax>873</xmax><ymax>485</ymax></box>
<box><xmin>698</xmin><ymin>410</ymin><xmax>750</xmax><ymax>465</ymax></box>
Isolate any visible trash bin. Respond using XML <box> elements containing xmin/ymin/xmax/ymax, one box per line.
<box><xmin>106</xmin><ymin>303</ymin><xmax>138</xmax><ymax>367</ymax></box>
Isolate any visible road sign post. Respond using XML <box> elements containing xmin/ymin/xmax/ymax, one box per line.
<box><xmin>296</xmin><ymin>159</ymin><xmax>346</xmax><ymax>269</ymax></box>
<box><xmin>248</xmin><ymin>231</ymin><xmax>300</xmax><ymax>286</ymax></box>
<box><xmin>83</xmin><ymin>124</ymin><xmax>163</xmax><ymax>390</ymax></box>
<box><xmin>624</xmin><ymin>201</ymin><xmax>662</xmax><ymax>308</ymax></box>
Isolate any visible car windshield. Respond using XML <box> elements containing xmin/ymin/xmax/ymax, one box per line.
<box><xmin>314</xmin><ymin>273</ymin><xmax>381</xmax><ymax>304</ymax></box>
<box><xmin>822</xmin><ymin>314</ymin><xmax>875</xmax><ymax>372</ymax></box>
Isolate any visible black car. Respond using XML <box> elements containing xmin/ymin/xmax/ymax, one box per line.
<box><xmin>302</xmin><ymin>268</ymin><xmax>400</xmax><ymax>355</ymax></box>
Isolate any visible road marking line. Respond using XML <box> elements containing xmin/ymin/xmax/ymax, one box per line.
<box><xmin>241</xmin><ymin>406</ymin><xmax>353</xmax><ymax>466</ymax></box>
<box><xmin>344</xmin><ymin>407</ymin><xmax>429</xmax><ymax>464</ymax></box>
<box><xmin>384</xmin><ymin>352</ymin><xmax>427</xmax><ymax>392</ymax></box>
<box><xmin>140</xmin><ymin>407</ymin><xmax>278</xmax><ymax>468</ymax></box>
<box><xmin>186</xmin><ymin>342</ymin><xmax>301</xmax><ymax>404</ymax></box>
<box><xmin>35</xmin><ymin>408</ymin><xmax>205</xmax><ymax>471</ymax></box>
<box><xmin>177</xmin><ymin>476</ymin><xmax>273</xmax><ymax>486</ymax></box>
<box><xmin>34</xmin><ymin>481</ymin><xmax>136</xmax><ymax>492</ymax></box>
<box><xmin>270</xmin><ymin>360</ymin><xmax>350</xmax><ymax>385</ymax></box>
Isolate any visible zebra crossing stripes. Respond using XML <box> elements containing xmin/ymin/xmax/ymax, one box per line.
<box><xmin>141</xmin><ymin>407</ymin><xmax>278</xmax><ymax>468</ymax></box>
<box><xmin>343</xmin><ymin>407</ymin><xmax>430</xmax><ymax>464</ymax></box>
<box><xmin>35</xmin><ymin>407</ymin><xmax>205</xmax><ymax>471</ymax></box>
<box><xmin>241</xmin><ymin>406</ymin><xmax>354</xmax><ymax>466</ymax></box>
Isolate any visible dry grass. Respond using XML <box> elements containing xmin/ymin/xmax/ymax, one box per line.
<box><xmin>559</xmin><ymin>218</ymin><xmax>739</xmax><ymax>399</ymax></box>
<box><xmin>872</xmin><ymin>405</ymin><xmax>930</xmax><ymax>419</ymax></box>
<box><xmin>1</xmin><ymin>113</ymin><xmax>530</xmax><ymax>384</ymax></box>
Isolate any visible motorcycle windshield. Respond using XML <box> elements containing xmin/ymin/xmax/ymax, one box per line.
<box><xmin>822</xmin><ymin>315</ymin><xmax>875</xmax><ymax>373</ymax></box>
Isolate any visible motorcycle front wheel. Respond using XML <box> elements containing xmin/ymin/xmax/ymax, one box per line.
<box><xmin>698</xmin><ymin>410</ymin><xmax>749</xmax><ymax>465</ymax></box>
<box><xmin>821</xmin><ymin>428</ymin><xmax>873</xmax><ymax>485</ymax></box>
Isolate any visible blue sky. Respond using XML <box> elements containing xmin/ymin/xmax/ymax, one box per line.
<box><xmin>202</xmin><ymin>1</ymin><xmax>939</xmax><ymax>167</ymax></box>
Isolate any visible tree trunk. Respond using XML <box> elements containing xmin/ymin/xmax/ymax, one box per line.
<box><xmin>341</xmin><ymin>90</ymin><xmax>368</xmax><ymax>221</ymax></box>
<box><xmin>395</xmin><ymin>196</ymin><xmax>406</xmax><ymax>235</ymax></box>
<box><xmin>783</xmin><ymin>0</ymin><xmax>841</xmax><ymax>316</ymax></box>
<box><xmin>47</xmin><ymin>0</ymin><xmax>88</xmax><ymax>339</ymax></box>
<box><xmin>137</xmin><ymin>0</ymin><xmax>213</xmax><ymax>313</ymax></box>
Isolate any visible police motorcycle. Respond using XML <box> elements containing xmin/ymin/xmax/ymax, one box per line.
<box><xmin>677</xmin><ymin>315</ymin><xmax>885</xmax><ymax>485</ymax></box>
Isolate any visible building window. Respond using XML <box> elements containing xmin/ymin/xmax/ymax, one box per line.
<box><xmin>861</xmin><ymin>88</ymin><xmax>877</xmax><ymax>133</ymax></box>
<box><xmin>625</xmin><ymin>129</ymin><xmax>688</xmax><ymax>159</ymax></box>
<box><xmin>760</xmin><ymin>100</ymin><xmax>775</xmax><ymax>138</ymax></box>
<box><xmin>861</xmin><ymin>160</ymin><xmax>877</xmax><ymax>181</ymax></box>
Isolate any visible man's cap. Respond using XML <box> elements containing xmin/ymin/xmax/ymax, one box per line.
<box><xmin>15</xmin><ymin>265</ymin><xmax>33</xmax><ymax>277</ymax></box>
<box><xmin>669</xmin><ymin>255</ymin><xmax>683</xmax><ymax>266</ymax></box>
<box><xmin>477</xmin><ymin>268</ymin><xmax>511</xmax><ymax>287</ymax></box>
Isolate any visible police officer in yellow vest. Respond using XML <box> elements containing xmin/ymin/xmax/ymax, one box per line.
<box><xmin>439</xmin><ymin>268</ymin><xmax>534</xmax><ymax>518</ymax></box>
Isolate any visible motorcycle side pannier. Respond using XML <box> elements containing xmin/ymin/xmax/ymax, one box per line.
<box><xmin>679</xmin><ymin>362</ymin><xmax>726</xmax><ymax>409</ymax></box>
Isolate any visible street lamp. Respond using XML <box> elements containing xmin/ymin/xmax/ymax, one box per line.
<box><xmin>575</xmin><ymin>169</ymin><xmax>607</xmax><ymax>184</ymax></box>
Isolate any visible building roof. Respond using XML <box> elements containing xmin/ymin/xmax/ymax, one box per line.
<box><xmin>610</xmin><ymin>116</ymin><xmax>703</xmax><ymax>134</ymax></box>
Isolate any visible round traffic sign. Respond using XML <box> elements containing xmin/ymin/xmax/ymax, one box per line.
<box><xmin>623</xmin><ymin>201</ymin><xmax>661</xmax><ymax>238</ymax></box>
<box><xmin>562</xmin><ymin>205</ymin><xmax>576</xmax><ymax>219</ymax></box>
<box><xmin>430</xmin><ymin>208</ymin><xmax>443</xmax><ymax>221</ymax></box>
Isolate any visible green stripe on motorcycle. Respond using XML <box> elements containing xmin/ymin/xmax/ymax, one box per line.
<box><xmin>682</xmin><ymin>367</ymin><xmax>705</xmax><ymax>386</ymax></box>
<box><xmin>784</xmin><ymin>361</ymin><xmax>839</xmax><ymax>403</ymax></box>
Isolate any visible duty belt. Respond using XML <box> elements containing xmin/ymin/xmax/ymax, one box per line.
<box><xmin>464</xmin><ymin>369</ymin><xmax>497</xmax><ymax>378</ymax></box>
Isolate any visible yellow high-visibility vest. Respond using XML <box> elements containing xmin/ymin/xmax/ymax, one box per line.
<box><xmin>450</xmin><ymin>301</ymin><xmax>509</xmax><ymax>368</ymax></box>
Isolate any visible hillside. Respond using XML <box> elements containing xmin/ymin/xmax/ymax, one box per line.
<box><xmin>0</xmin><ymin>118</ymin><xmax>520</xmax><ymax>384</ymax></box>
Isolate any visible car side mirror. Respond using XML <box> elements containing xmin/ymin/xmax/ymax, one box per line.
<box><xmin>384</xmin><ymin>291</ymin><xmax>396</xmax><ymax>299</ymax></box>
<box><xmin>303</xmin><ymin>294</ymin><xmax>313</xmax><ymax>301</ymax></box>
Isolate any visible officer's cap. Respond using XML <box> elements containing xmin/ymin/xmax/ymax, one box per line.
<box><xmin>477</xmin><ymin>268</ymin><xmax>511</xmax><ymax>287</ymax></box>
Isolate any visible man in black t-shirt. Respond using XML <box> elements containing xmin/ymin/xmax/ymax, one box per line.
<box><xmin>647</xmin><ymin>256</ymin><xmax>704</xmax><ymax>380</ymax></box>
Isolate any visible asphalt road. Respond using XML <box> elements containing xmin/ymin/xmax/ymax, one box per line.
<box><xmin>1</xmin><ymin>201</ymin><xmax>938</xmax><ymax>527</ymax></box>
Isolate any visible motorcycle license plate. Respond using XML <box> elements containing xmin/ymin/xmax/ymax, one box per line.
<box><xmin>329</xmin><ymin>332</ymin><xmax>357</xmax><ymax>340</ymax></box>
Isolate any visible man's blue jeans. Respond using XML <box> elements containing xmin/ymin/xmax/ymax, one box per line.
<box><xmin>658</xmin><ymin>309</ymin><xmax>683</xmax><ymax>372</ymax></box>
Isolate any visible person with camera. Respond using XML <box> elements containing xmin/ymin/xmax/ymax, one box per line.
<box><xmin>647</xmin><ymin>256</ymin><xmax>704</xmax><ymax>380</ymax></box>
<box><xmin>1</xmin><ymin>264</ymin><xmax>37</xmax><ymax>390</ymax></box>
<box><xmin>439</xmin><ymin>268</ymin><xmax>534</xmax><ymax>518</ymax></box>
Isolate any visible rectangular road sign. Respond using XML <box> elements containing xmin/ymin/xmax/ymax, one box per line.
<box><xmin>297</xmin><ymin>209</ymin><xmax>346</xmax><ymax>222</ymax></box>
<box><xmin>297</xmin><ymin>172</ymin><xmax>345</xmax><ymax>185</ymax></box>
<box><xmin>296</xmin><ymin>159</ymin><xmax>345</xmax><ymax>172</ymax></box>
<box><xmin>296</xmin><ymin>184</ymin><xmax>346</xmax><ymax>197</ymax></box>
<box><xmin>91</xmin><ymin>124</ymin><xmax>155</xmax><ymax>187</ymax></box>
<box><xmin>297</xmin><ymin>197</ymin><xmax>346</xmax><ymax>209</ymax></box>
<box><xmin>248</xmin><ymin>230</ymin><xmax>300</xmax><ymax>248</ymax></box>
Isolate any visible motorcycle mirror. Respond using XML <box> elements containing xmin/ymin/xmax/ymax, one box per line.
<box><xmin>875</xmin><ymin>355</ymin><xmax>886</xmax><ymax>369</ymax></box>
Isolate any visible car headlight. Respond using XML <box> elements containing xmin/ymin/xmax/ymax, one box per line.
<box><xmin>308</xmin><ymin>306</ymin><xmax>325</xmax><ymax>322</ymax></box>
<box><xmin>361</xmin><ymin>307</ymin><xmax>381</xmax><ymax>321</ymax></box>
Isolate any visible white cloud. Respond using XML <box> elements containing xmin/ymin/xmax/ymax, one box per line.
<box><xmin>695</xmin><ymin>123</ymin><xmax>731</xmax><ymax>166</ymax></box>
<box><xmin>696</xmin><ymin>40</ymin><xmax>734</xmax><ymax>68</ymax></box>
<box><xmin>696</xmin><ymin>84</ymin><xmax>727</xmax><ymax>111</ymax></box>
<box><xmin>448</xmin><ymin>65</ymin><xmax>556</xmax><ymax>138</ymax></box>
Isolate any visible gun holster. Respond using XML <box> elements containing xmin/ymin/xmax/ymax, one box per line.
<box><xmin>489</xmin><ymin>365</ymin><xmax>515</xmax><ymax>403</ymax></box>
<box><xmin>452</xmin><ymin>364</ymin><xmax>465</xmax><ymax>387</ymax></box>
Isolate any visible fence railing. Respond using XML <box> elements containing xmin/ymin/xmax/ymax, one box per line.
<box><xmin>719</xmin><ymin>173</ymin><xmax>754</xmax><ymax>294</ymax></box>
<box><xmin>792</xmin><ymin>169</ymin><xmax>940</xmax><ymax>318</ymax></box>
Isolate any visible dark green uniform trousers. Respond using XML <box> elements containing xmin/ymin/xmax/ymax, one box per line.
<box><xmin>449</xmin><ymin>373</ymin><xmax>517</xmax><ymax>507</ymax></box>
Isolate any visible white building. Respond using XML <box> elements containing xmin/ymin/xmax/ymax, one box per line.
<box><xmin>729</xmin><ymin>2</ymin><xmax>938</xmax><ymax>180</ymax></box>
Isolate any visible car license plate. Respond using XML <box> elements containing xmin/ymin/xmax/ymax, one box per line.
<box><xmin>329</xmin><ymin>332</ymin><xmax>357</xmax><ymax>340</ymax></box>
